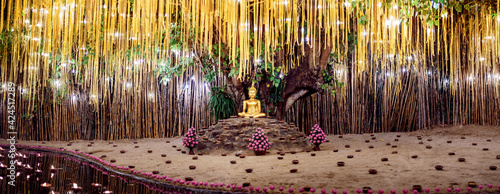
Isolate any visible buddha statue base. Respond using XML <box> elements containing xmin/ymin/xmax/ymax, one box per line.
<box><xmin>196</xmin><ymin>117</ymin><xmax>312</xmax><ymax>155</ymax></box>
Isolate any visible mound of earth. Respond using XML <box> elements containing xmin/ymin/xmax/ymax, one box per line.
<box><xmin>196</xmin><ymin>117</ymin><xmax>312</xmax><ymax>154</ymax></box>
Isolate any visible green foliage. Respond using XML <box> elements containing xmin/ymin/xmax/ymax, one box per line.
<box><xmin>21</xmin><ymin>114</ymin><xmax>31</xmax><ymax>119</ymax></box>
<box><xmin>320</xmin><ymin>54</ymin><xmax>344</xmax><ymax>96</ymax></box>
<box><xmin>0</xmin><ymin>29</ymin><xmax>17</xmax><ymax>61</ymax></box>
<box><xmin>208</xmin><ymin>86</ymin><xmax>237</xmax><ymax>120</ymax></box>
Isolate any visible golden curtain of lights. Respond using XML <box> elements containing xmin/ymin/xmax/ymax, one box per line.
<box><xmin>0</xmin><ymin>0</ymin><xmax>499</xmax><ymax>140</ymax></box>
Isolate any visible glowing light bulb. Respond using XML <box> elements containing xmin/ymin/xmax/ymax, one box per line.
<box><xmin>24</xmin><ymin>19</ymin><xmax>30</xmax><ymax>24</ymax></box>
<box><xmin>191</xmin><ymin>76</ymin><xmax>195</xmax><ymax>80</ymax></box>
<box><xmin>392</xmin><ymin>5</ymin><xmax>398</xmax><ymax>9</ymax></box>
<box><xmin>134</xmin><ymin>59</ymin><xmax>143</xmax><ymax>65</ymax></box>
<box><xmin>126</xmin><ymin>82</ymin><xmax>132</xmax><ymax>88</ymax></box>
<box><xmin>344</xmin><ymin>2</ymin><xmax>351</xmax><ymax>7</ymax></box>
<box><xmin>53</xmin><ymin>80</ymin><xmax>61</xmax><ymax>88</ymax></box>
<box><xmin>148</xmin><ymin>93</ymin><xmax>155</xmax><ymax>98</ymax></box>
<box><xmin>479</xmin><ymin>57</ymin><xmax>485</xmax><ymax>61</ymax></box>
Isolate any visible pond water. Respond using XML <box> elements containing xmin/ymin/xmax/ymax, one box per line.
<box><xmin>0</xmin><ymin>147</ymin><xmax>207</xmax><ymax>194</ymax></box>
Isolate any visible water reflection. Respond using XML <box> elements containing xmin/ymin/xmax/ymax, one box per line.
<box><xmin>0</xmin><ymin>148</ymin><xmax>207</xmax><ymax>194</ymax></box>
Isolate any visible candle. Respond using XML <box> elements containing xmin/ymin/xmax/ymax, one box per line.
<box><xmin>91</xmin><ymin>183</ymin><xmax>102</xmax><ymax>189</ymax></box>
<box><xmin>41</xmin><ymin>182</ymin><xmax>52</xmax><ymax>190</ymax></box>
<box><xmin>71</xmin><ymin>183</ymin><xmax>83</xmax><ymax>192</ymax></box>
<box><xmin>50</xmin><ymin>165</ymin><xmax>56</xmax><ymax>172</ymax></box>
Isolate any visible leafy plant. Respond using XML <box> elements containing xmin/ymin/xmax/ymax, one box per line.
<box><xmin>208</xmin><ymin>86</ymin><xmax>237</xmax><ymax>120</ymax></box>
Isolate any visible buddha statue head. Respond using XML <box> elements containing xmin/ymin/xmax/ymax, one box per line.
<box><xmin>248</xmin><ymin>83</ymin><xmax>257</xmax><ymax>99</ymax></box>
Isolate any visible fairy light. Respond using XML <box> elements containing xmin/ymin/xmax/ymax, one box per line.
<box><xmin>53</xmin><ymin>80</ymin><xmax>61</xmax><ymax>88</ymax></box>
<box><xmin>133</xmin><ymin>59</ymin><xmax>144</xmax><ymax>65</ymax></box>
<box><xmin>191</xmin><ymin>76</ymin><xmax>195</xmax><ymax>80</ymax></box>
<box><xmin>344</xmin><ymin>2</ymin><xmax>351</xmax><ymax>7</ymax></box>
<box><xmin>24</xmin><ymin>19</ymin><xmax>30</xmax><ymax>24</ymax></box>
<box><xmin>148</xmin><ymin>93</ymin><xmax>155</xmax><ymax>99</ymax></box>
<box><xmin>126</xmin><ymin>82</ymin><xmax>132</xmax><ymax>88</ymax></box>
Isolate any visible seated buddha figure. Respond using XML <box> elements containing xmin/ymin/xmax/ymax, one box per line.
<box><xmin>238</xmin><ymin>83</ymin><xmax>266</xmax><ymax>118</ymax></box>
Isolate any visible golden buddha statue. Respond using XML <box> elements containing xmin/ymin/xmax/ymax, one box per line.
<box><xmin>238</xmin><ymin>83</ymin><xmax>266</xmax><ymax>118</ymax></box>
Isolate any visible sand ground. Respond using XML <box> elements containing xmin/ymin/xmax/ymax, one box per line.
<box><xmin>2</xmin><ymin>125</ymin><xmax>500</xmax><ymax>192</ymax></box>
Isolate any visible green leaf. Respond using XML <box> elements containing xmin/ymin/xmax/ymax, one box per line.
<box><xmin>455</xmin><ymin>4</ymin><xmax>462</xmax><ymax>12</ymax></box>
<box><xmin>434</xmin><ymin>20</ymin><xmax>439</xmax><ymax>26</ymax></box>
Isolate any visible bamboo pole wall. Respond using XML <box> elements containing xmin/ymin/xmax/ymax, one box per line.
<box><xmin>0</xmin><ymin>65</ymin><xmax>217</xmax><ymax>140</ymax></box>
